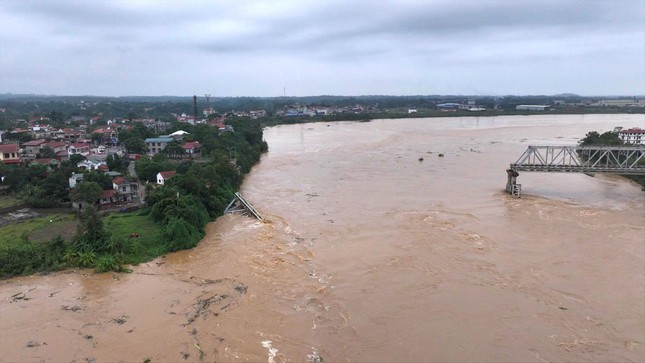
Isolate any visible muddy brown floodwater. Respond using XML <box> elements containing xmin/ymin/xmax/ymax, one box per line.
<box><xmin>1</xmin><ymin>114</ymin><xmax>644</xmax><ymax>362</ymax></box>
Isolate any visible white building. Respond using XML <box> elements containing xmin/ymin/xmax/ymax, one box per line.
<box><xmin>68</xmin><ymin>173</ymin><xmax>84</xmax><ymax>188</ymax></box>
<box><xmin>596</xmin><ymin>99</ymin><xmax>645</xmax><ymax>108</ymax></box>
<box><xmin>77</xmin><ymin>157</ymin><xmax>106</xmax><ymax>171</ymax></box>
<box><xmin>516</xmin><ymin>105</ymin><xmax>550</xmax><ymax>111</ymax></box>
<box><xmin>618</xmin><ymin>128</ymin><xmax>645</xmax><ymax>144</ymax></box>
<box><xmin>156</xmin><ymin>171</ymin><xmax>176</xmax><ymax>185</ymax></box>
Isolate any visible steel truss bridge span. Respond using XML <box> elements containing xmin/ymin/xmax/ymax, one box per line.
<box><xmin>506</xmin><ymin>145</ymin><xmax>645</xmax><ymax>197</ymax></box>
<box><xmin>511</xmin><ymin>145</ymin><xmax>645</xmax><ymax>174</ymax></box>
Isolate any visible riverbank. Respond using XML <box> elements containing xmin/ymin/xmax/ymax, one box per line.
<box><xmin>260</xmin><ymin>108</ymin><xmax>645</xmax><ymax>126</ymax></box>
<box><xmin>0</xmin><ymin>117</ymin><xmax>268</xmax><ymax>278</ymax></box>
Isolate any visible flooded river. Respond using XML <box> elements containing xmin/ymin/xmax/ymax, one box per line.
<box><xmin>1</xmin><ymin>114</ymin><xmax>644</xmax><ymax>362</ymax></box>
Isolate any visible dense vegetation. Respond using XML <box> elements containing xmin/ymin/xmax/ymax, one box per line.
<box><xmin>0</xmin><ymin>117</ymin><xmax>267</xmax><ymax>277</ymax></box>
<box><xmin>579</xmin><ymin>130</ymin><xmax>645</xmax><ymax>188</ymax></box>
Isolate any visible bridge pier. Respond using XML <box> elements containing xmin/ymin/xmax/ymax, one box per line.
<box><xmin>506</xmin><ymin>169</ymin><xmax>521</xmax><ymax>197</ymax></box>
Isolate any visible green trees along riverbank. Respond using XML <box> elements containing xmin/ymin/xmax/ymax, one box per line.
<box><xmin>579</xmin><ymin>130</ymin><xmax>645</xmax><ymax>188</ymax></box>
<box><xmin>0</xmin><ymin>117</ymin><xmax>267</xmax><ymax>277</ymax></box>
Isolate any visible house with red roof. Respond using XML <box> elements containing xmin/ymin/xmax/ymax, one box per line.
<box><xmin>57</xmin><ymin>128</ymin><xmax>83</xmax><ymax>142</ymax></box>
<box><xmin>156</xmin><ymin>171</ymin><xmax>176</xmax><ymax>185</ymax></box>
<box><xmin>92</xmin><ymin>127</ymin><xmax>117</xmax><ymax>139</ymax></box>
<box><xmin>22</xmin><ymin>139</ymin><xmax>47</xmax><ymax>159</ymax></box>
<box><xmin>44</xmin><ymin>141</ymin><xmax>67</xmax><ymax>153</ymax></box>
<box><xmin>55</xmin><ymin>150</ymin><xmax>69</xmax><ymax>161</ymax></box>
<box><xmin>99</xmin><ymin>189</ymin><xmax>116</xmax><ymax>206</ymax></box>
<box><xmin>0</xmin><ymin>143</ymin><xmax>21</xmax><ymax>164</ymax></box>
<box><xmin>181</xmin><ymin>141</ymin><xmax>201</xmax><ymax>158</ymax></box>
<box><xmin>67</xmin><ymin>143</ymin><xmax>91</xmax><ymax>157</ymax></box>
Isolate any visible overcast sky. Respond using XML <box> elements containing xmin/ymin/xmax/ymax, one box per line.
<box><xmin>0</xmin><ymin>0</ymin><xmax>643</xmax><ymax>97</ymax></box>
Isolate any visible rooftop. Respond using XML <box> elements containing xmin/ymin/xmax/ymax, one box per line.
<box><xmin>159</xmin><ymin>171</ymin><xmax>176</xmax><ymax>179</ymax></box>
<box><xmin>145</xmin><ymin>137</ymin><xmax>173</xmax><ymax>143</ymax></box>
<box><xmin>0</xmin><ymin>143</ymin><xmax>18</xmax><ymax>153</ymax></box>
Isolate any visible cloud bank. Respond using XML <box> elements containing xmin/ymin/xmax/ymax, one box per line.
<box><xmin>1</xmin><ymin>0</ymin><xmax>643</xmax><ymax>96</ymax></box>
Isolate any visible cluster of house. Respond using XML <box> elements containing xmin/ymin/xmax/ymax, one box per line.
<box><xmin>276</xmin><ymin>104</ymin><xmax>380</xmax><ymax>117</ymax></box>
<box><xmin>0</xmin><ymin>138</ymin><xmax>103</xmax><ymax>166</ymax></box>
<box><xmin>68</xmin><ymin>158</ymin><xmax>177</xmax><ymax>211</ymax></box>
<box><xmin>172</xmin><ymin>112</ymin><xmax>234</xmax><ymax>131</ymax></box>
<box><xmin>229</xmin><ymin>109</ymin><xmax>267</xmax><ymax>119</ymax></box>
<box><xmin>0</xmin><ymin>120</ymin><xmax>140</xmax><ymax>166</ymax></box>
<box><xmin>69</xmin><ymin>168</ymin><xmax>138</xmax><ymax>210</ymax></box>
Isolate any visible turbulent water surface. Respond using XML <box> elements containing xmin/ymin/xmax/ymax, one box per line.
<box><xmin>1</xmin><ymin>114</ymin><xmax>644</xmax><ymax>362</ymax></box>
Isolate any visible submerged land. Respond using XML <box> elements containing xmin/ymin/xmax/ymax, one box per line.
<box><xmin>0</xmin><ymin>94</ymin><xmax>643</xmax><ymax>278</ymax></box>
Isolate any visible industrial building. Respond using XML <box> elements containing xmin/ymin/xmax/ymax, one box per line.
<box><xmin>516</xmin><ymin>105</ymin><xmax>551</xmax><ymax>111</ymax></box>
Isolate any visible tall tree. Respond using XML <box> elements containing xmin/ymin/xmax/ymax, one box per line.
<box><xmin>122</xmin><ymin>137</ymin><xmax>147</xmax><ymax>154</ymax></box>
<box><xmin>70</xmin><ymin>181</ymin><xmax>102</xmax><ymax>206</ymax></box>
<box><xmin>73</xmin><ymin>206</ymin><xmax>109</xmax><ymax>253</ymax></box>
<box><xmin>163</xmin><ymin>140</ymin><xmax>185</xmax><ymax>159</ymax></box>
<box><xmin>38</xmin><ymin>146</ymin><xmax>56</xmax><ymax>158</ymax></box>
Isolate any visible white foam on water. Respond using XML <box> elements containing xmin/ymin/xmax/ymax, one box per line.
<box><xmin>261</xmin><ymin>340</ymin><xmax>279</xmax><ymax>363</ymax></box>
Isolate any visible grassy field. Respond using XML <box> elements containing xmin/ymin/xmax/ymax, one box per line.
<box><xmin>0</xmin><ymin>214</ymin><xmax>76</xmax><ymax>248</ymax></box>
<box><xmin>0</xmin><ymin>196</ymin><xmax>22</xmax><ymax>209</ymax></box>
<box><xmin>103</xmin><ymin>212</ymin><xmax>167</xmax><ymax>264</ymax></box>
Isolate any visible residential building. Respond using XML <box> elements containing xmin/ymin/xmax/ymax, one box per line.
<box><xmin>181</xmin><ymin>141</ymin><xmax>201</xmax><ymax>158</ymax></box>
<box><xmin>112</xmin><ymin>176</ymin><xmax>139</xmax><ymax>203</ymax></box>
<box><xmin>44</xmin><ymin>141</ymin><xmax>68</xmax><ymax>153</ymax></box>
<box><xmin>0</xmin><ymin>143</ymin><xmax>20</xmax><ymax>164</ymax></box>
<box><xmin>249</xmin><ymin>110</ymin><xmax>267</xmax><ymax>119</ymax></box>
<box><xmin>67</xmin><ymin>143</ymin><xmax>91</xmax><ymax>157</ymax></box>
<box><xmin>618</xmin><ymin>128</ymin><xmax>645</xmax><ymax>145</ymax></box>
<box><xmin>22</xmin><ymin>139</ymin><xmax>47</xmax><ymax>159</ymax></box>
<box><xmin>157</xmin><ymin>171</ymin><xmax>176</xmax><ymax>185</ymax></box>
<box><xmin>69</xmin><ymin>173</ymin><xmax>84</xmax><ymax>188</ymax></box>
<box><xmin>145</xmin><ymin>137</ymin><xmax>173</xmax><ymax>155</ymax></box>
<box><xmin>77</xmin><ymin>157</ymin><xmax>107</xmax><ymax>171</ymax></box>
<box><xmin>99</xmin><ymin>190</ymin><xmax>116</xmax><ymax>206</ymax></box>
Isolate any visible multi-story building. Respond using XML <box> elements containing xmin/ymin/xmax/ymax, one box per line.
<box><xmin>618</xmin><ymin>128</ymin><xmax>645</xmax><ymax>145</ymax></box>
<box><xmin>22</xmin><ymin>139</ymin><xmax>47</xmax><ymax>160</ymax></box>
<box><xmin>0</xmin><ymin>143</ymin><xmax>21</xmax><ymax>165</ymax></box>
<box><xmin>112</xmin><ymin>176</ymin><xmax>139</xmax><ymax>203</ymax></box>
<box><xmin>145</xmin><ymin>137</ymin><xmax>173</xmax><ymax>155</ymax></box>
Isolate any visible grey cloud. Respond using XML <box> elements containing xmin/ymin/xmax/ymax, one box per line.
<box><xmin>0</xmin><ymin>0</ymin><xmax>643</xmax><ymax>96</ymax></box>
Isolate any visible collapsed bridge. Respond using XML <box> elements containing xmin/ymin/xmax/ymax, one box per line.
<box><xmin>506</xmin><ymin>145</ymin><xmax>645</xmax><ymax>197</ymax></box>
